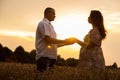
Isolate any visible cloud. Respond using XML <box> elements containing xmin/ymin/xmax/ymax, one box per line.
<box><xmin>0</xmin><ymin>30</ymin><xmax>35</xmax><ymax>37</ymax></box>
<box><xmin>103</xmin><ymin>12</ymin><xmax>120</xmax><ymax>33</ymax></box>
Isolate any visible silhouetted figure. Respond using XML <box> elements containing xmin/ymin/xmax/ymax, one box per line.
<box><xmin>75</xmin><ymin>10</ymin><xmax>107</xmax><ymax>77</ymax></box>
<box><xmin>35</xmin><ymin>7</ymin><xmax>75</xmax><ymax>72</ymax></box>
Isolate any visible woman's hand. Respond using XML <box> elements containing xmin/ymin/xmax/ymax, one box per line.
<box><xmin>64</xmin><ymin>37</ymin><xmax>77</xmax><ymax>45</ymax></box>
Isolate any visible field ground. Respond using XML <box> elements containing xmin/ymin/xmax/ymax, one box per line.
<box><xmin>0</xmin><ymin>62</ymin><xmax>120</xmax><ymax>80</ymax></box>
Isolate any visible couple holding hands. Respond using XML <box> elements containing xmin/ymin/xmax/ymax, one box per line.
<box><xmin>35</xmin><ymin>7</ymin><xmax>107</xmax><ymax>73</ymax></box>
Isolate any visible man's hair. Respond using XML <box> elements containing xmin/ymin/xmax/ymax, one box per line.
<box><xmin>44</xmin><ymin>7</ymin><xmax>54</xmax><ymax>15</ymax></box>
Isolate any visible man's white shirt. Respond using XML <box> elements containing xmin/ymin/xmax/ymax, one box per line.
<box><xmin>35</xmin><ymin>18</ymin><xmax>57</xmax><ymax>61</ymax></box>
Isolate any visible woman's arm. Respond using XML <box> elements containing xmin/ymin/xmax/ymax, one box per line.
<box><xmin>76</xmin><ymin>39</ymin><xmax>87</xmax><ymax>47</ymax></box>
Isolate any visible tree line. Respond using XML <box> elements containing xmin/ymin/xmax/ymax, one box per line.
<box><xmin>0</xmin><ymin>43</ymin><xmax>78</xmax><ymax>67</ymax></box>
<box><xmin>0</xmin><ymin>43</ymin><xmax>119</xmax><ymax>68</ymax></box>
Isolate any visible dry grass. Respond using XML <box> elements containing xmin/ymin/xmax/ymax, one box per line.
<box><xmin>0</xmin><ymin>62</ymin><xmax>120</xmax><ymax>80</ymax></box>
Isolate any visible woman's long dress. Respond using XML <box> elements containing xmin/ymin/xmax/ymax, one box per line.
<box><xmin>78</xmin><ymin>27</ymin><xmax>105</xmax><ymax>71</ymax></box>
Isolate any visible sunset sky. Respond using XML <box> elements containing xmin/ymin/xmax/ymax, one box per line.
<box><xmin>0</xmin><ymin>0</ymin><xmax>120</xmax><ymax>66</ymax></box>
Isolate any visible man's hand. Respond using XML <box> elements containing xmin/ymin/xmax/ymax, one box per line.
<box><xmin>64</xmin><ymin>37</ymin><xmax>77</xmax><ymax>45</ymax></box>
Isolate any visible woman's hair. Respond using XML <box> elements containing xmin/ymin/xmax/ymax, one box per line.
<box><xmin>90</xmin><ymin>10</ymin><xmax>107</xmax><ymax>39</ymax></box>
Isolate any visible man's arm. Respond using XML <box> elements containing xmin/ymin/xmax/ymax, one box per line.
<box><xmin>44</xmin><ymin>36</ymin><xmax>75</xmax><ymax>47</ymax></box>
<box><xmin>44</xmin><ymin>36</ymin><xmax>65</xmax><ymax>44</ymax></box>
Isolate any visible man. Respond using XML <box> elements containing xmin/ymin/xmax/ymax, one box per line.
<box><xmin>35</xmin><ymin>7</ymin><xmax>74</xmax><ymax>72</ymax></box>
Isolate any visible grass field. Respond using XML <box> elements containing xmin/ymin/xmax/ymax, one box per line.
<box><xmin>0</xmin><ymin>62</ymin><xmax>120</xmax><ymax>80</ymax></box>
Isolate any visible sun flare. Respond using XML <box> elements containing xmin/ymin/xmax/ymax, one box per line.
<box><xmin>53</xmin><ymin>14</ymin><xmax>92</xmax><ymax>40</ymax></box>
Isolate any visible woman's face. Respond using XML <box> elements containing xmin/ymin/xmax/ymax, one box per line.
<box><xmin>88</xmin><ymin>16</ymin><xmax>92</xmax><ymax>23</ymax></box>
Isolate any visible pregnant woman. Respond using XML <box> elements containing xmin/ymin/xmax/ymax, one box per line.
<box><xmin>76</xmin><ymin>10</ymin><xmax>107</xmax><ymax>79</ymax></box>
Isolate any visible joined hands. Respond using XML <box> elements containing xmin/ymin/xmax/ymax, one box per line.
<box><xmin>64</xmin><ymin>37</ymin><xmax>79</xmax><ymax>45</ymax></box>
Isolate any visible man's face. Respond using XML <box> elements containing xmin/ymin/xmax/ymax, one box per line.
<box><xmin>48</xmin><ymin>10</ymin><xmax>56</xmax><ymax>21</ymax></box>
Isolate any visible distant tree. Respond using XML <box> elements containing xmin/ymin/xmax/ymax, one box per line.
<box><xmin>29</xmin><ymin>49</ymin><xmax>36</xmax><ymax>63</ymax></box>
<box><xmin>56</xmin><ymin>55</ymin><xmax>66</xmax><ymax>66</ymax></box>
<box><xmin>106</xmin><ymin>62</ymin><xmax>118</xmax><ymax>69</ymax></box>
<box><xmin>13</xmin><ymin>46</ymin><xmax>26</xmax><ymax>63</ymax></box>
<box><xmin>112</xmin><ymin>62</ymin><xmax>118</xmax><ymax>68</ymax></box>
<box><xmin>66</xmin><ymin>58</ymin><xmax>78</xmax><ymax>67</ymax></box>
<box><xmin>24</xmin><ymin>51</ymin><xmax>31</xmax><ymax>63</ymax></box>
<box><xmin>3</xmin><ymin>47</ymin><xmax>12</xmax><ymax>62</ymax></box>
<box><xmin>0</xmin><ymin>43</ymin><xmax>4</xmax><ymax>61</ymax></box>
<box><xmin>0</xmin><ymin>44</ymin><xmax>12</xmax><ymax>62</ymax></box>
